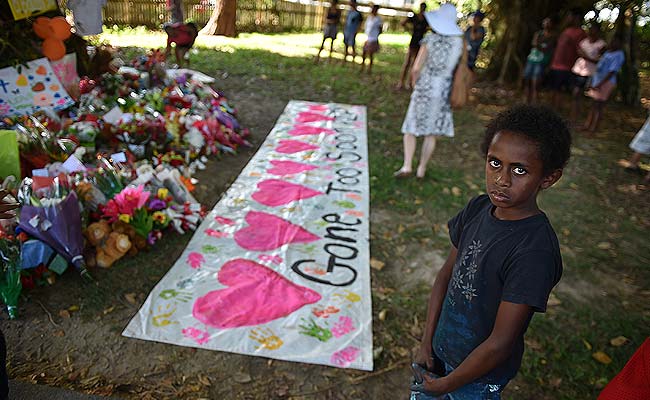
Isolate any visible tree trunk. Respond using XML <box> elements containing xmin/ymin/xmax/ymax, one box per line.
<box><xmin>200</xmin><ymin>0</ymin><xmax>237</xmax><ymax>37</ymax></box>
<box><xmin>615</xmin><ymin>6</ymin><xmax>640</xmax><ymax>105</ymax></box>
<box><xmin>170</xmin><ymin>0</ymin><xmax>184</xmax><ymax>23</ymax></box>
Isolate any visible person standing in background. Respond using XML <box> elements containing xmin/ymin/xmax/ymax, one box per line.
<box><xmin>464</xmin><ymin>10</ymin><xmax>486</xmax><ymax>72</ymax></box>
<box><xmin>548</xmin><ymin>8</ymin><xmax>587</xmax><ymax>110</ymax></box>
<box><xmin>523</xmin><ymin>17</ymin><xmax>556</xmax><ymax>104</ymax></box>
<box><xmin>315</xmin><ymin>0</ymin><xmax>342</xmax><ymax>63</ymax></box>
<box><xmin>394</xmin><ymin>4</ymin><xmax>463</xmax><ymax>179</ymax></box>
<box><xmin>360</xmin><ymin>5</ymin><xmax>383</xmax><ymax>74</ymax></box>
<box><xmin>582</xmin><ymin>37</ymin><xmax>625</xmax><ymax>134</ymax></box>
<box><xmin>397</xmin><ymin>2</ymin><xmax>429</xmax><ymax>90</ymax></box>
<box><xmin>342</xmin><ymin>0</ymin><xmax>363</xmax><ymax>64</ymax></box>
<box><xmin>570</xmin><ymin>24</ymin><xmax>606</xmax><ymax>121</ymax></box>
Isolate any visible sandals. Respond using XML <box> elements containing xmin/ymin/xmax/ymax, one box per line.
<box><xmin>393</xmin><ymin>169</ymin><xmax>412</xmax><ymax>178</ymax></box>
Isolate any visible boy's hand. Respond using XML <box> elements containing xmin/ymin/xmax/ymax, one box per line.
<box><xmin>410</xmin><ymin>363</ymin><xmax>448</xmax><ymax>396</ymax></box>
<box><xmin>414</xmin><ymin>343</ymin><xmax>434</xmax><ymax>370</ymax></box>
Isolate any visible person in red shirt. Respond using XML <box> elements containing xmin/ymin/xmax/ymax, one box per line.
<box><xmin>548</xmin><ymin>8</ymin><xmax>586</xmax><ymax>110</ymax></box>
<box><xmin>164</xmin><ymin>22</ymin><xmax>199</xmax><ymax>68</ymax></box>
<box><xmin>598</xmin><ymin>338</ymin><xmax>650</xmax><ymax>400</ymax></box>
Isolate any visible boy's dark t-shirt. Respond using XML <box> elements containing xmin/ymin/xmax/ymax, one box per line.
<box><xmin>433</xmin><ymin>195</ymin><xmax>562</xmax><ymax>384</ymax></box>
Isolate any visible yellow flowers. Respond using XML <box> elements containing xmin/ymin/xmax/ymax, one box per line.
<box><xmin>153</xmin><ymin>211</ymin><xmax>167</xmax><ymax>224</ymax></box>
<box><xmin>157</xmin><ymin>188</ymin><xmax>169</xmax><ymax>199</ymax></box>
<box><xmin>119</xmin><ymin>214</ymin><xmax>131</xmax><ymax>223</ymax></box>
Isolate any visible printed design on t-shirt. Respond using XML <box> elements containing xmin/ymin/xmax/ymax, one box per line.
<box><xmin>449</xmin><ymin>240</ymin><xmax>482</xmax><ymax>304</ymax></box>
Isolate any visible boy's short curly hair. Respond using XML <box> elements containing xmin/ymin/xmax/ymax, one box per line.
<box><xmin>480</xmin><ymin>105</ymin><xmax>572</xmax><ymax>175</ymax></box>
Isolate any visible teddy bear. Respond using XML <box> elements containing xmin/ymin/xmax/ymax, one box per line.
<box><xmin>111</xmin><ymin>220</ymin><xmax>147</xmax><ymax>256</ymax></box>
<box><xmin>84</xmin><ymin>220</ymin><xmax>132</xmax><ymax>268</ymax></box>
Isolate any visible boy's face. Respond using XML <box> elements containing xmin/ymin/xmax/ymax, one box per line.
<box><xmin>485</xmin><ymin>130</ymin><xmax>562</xmax><ymax>219</ymax></box>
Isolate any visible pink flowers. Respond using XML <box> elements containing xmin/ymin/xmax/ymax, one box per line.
<box><xmin>102</xmin><ymin>185</ymin><xmax>150</xmax><ymax>222</ymax></box>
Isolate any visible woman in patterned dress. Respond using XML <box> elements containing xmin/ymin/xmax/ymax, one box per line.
<box><xmin>395</xmin><ymin>3</ymin><xmax>463</xmax><ymax>179</ymax></box>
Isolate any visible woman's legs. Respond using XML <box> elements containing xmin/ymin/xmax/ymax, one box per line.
<box><xmin>397</xmin><ymin>134</ymin><xmax>417</xmax><ymax>174</ymax></box>
<box><xmin>416</xmin><ymin>136</ymin><xmax>437</xmax><ymax>178</ymax></box>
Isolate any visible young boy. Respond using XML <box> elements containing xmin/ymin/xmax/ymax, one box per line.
<box><xmin>164</xmin><ymin>22</ymin><xmax>199</xmax><ymax>68</ymax></box>
<box><xmin>360</xmin><ymin>5</ymin><xmax>382</xmax><ymax>74</ymax></box>
<box><xmin>410</xmin><ymin>105</ymin><xmax>571</xmax><ymax>399</ymax></box>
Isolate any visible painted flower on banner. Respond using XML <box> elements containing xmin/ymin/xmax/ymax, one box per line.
<box><xmin>331</xmin><ymin>316</ymin><xmax>356</xmax><ymax>338</ymax></box>
<box><xmin>182</xmin><ymin>326</ymin><xmax>210</xmax><ymax>345</ymax></box>
<box><xmin>331</xmin><ymin>346</ymin><xmax>361</xmax><ymax>367</ymax></box>
<box><xmin>186</xmin><ymin>252</ymin><xmax>205</xmax><ymax>269</ymax></box>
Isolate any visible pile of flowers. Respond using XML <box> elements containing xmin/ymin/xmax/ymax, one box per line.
<box><xmin>0</xmin><ymin>49</ymin><xmax>248</xmax><ymax>317</ymax></box>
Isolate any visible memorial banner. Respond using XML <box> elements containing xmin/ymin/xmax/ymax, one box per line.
<box><xmin>124</xmin><ymin>100</ymin><xmax>373</xmax><ymax>370</ymax></box>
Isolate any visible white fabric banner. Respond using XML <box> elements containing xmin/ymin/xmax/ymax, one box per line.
<box><xmin>123</xmin><ymin>100</ymin><xmax>373</xmax><ymax>371</ymax></box>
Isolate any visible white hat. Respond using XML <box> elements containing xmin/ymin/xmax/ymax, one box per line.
<box><xmin>424</xmin><ymin>3</ymin><xmax>462</xmax><ymax>36</ymax></box>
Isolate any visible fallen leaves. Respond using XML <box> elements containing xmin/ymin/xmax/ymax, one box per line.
<box><xmin>597</xmin><ymin>242</ymin><xmax>613</xmax><ymax>250</ymax></box>
<box><xmin>124</xmin><ymin>293</ymin><xmax>137</xmax><ymax>305</ymax></box>
<box><xmin>378</xmin><ymin>309</ymin><xmax>387</xmax><ymax>321</ymax></box>
<box><xmin>232</xmin><ymin>372</ymin><xmax>252</xmax><ymax>384</ymax></box>
<box><xmin>370</xmin><ymin>258</ymin><xmax>385</xmax><ymax>271</ymax></box>
<box><xmin>592</xmin><ymin>351</ymin><xmax>612</xmax><ymax>365</ymax></box>
<box><xmin>609</xmin><ymin>336</ymin><xmax>629</xmax><ymax>347</ymax></box>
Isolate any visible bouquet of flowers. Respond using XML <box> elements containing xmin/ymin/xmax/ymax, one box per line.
<box><xmin>18</xmin><ymin>178</ymin><xmax>92</xmax><ymax>281</ymax></box>
<box><xmin>67</xmin><ymin>120</ymin><xmax>100</xmax><ymax>152</ymax></box>
<box><xmin>0</xmin><ymin>234</ymin><xmax>22</xmax><ymax>319</ymax></box>
<box><xmin>101</xmin><ymin>185</ymin><xmax>153</xmax><ymax>239</ymax></box>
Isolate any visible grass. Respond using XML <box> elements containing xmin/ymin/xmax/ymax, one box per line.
<box><xmin>83</xmin><ymin>30</ymin><xmax>650</xmax><ymax>398</ymax></box>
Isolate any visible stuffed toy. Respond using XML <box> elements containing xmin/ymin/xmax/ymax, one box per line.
<box><xmin>112</xmin><ymin>220</ymin><xmax>147</xmax><ymax>256</ymax></box>
<box><xmin>84</xmin><ymin>220</ymin><xmax>132</xmax><ymax>268</ymax></box>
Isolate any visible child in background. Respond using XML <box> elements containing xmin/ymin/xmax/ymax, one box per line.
<box><xmin>164</xmin><ymin>22</ymin><xmax>199</xmax><ymax>68</ymax></box>
<box><xmin>618</xmin><ymin>113</ymin><xmax>650</xmax><ymax>184</ymax></box>
<box><xmin>523</xmin><ymin>17</ymin><xmax>555</xmax><ymax>104</ymax></box>
<box><xmin>410</xmin><ymin>105</ymin><xmax>570</xmax><ymax>399</ymax></box>
<box><xmin>397</xmin><ymin>2</ymin><xmax>428</xmax><ymax>90</ymax></box>
<box><xmin>570</xmin><ymin>24</ymin><xmax>606</xmax><ymax>121</ymax></box>
<box><xmin>582</xmin><ymin>37</ymin><xmax>625</xmax><ymax>133</ymax></box>
<box><xmin>315</xmin><ymin>0</ymin><xmax>341</xmax><ymax>63</ymax></box>
<box><xmin>463</xmin><ymin>10</ymin><xmax>486</xmax><ymax>72</ymax></box>
<box><xmin>549</xmin><ymin>8</ymin><xmax>586</xmax><ymax>109</ymax></box>
<box><xmin>360</xmin><ymin>5</ymin><xmax>382</xmax><ymax>74</ymax></box>
<box><xmin>342</xmin><ymin>0</ymin><xmax>363</xmax><ymax>64</ymax></box>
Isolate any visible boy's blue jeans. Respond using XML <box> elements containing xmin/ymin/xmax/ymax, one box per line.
<box><xmin>410</xmin><ymin>361</ymin><xmax>506</xmax><ymax>400</ymax></box>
